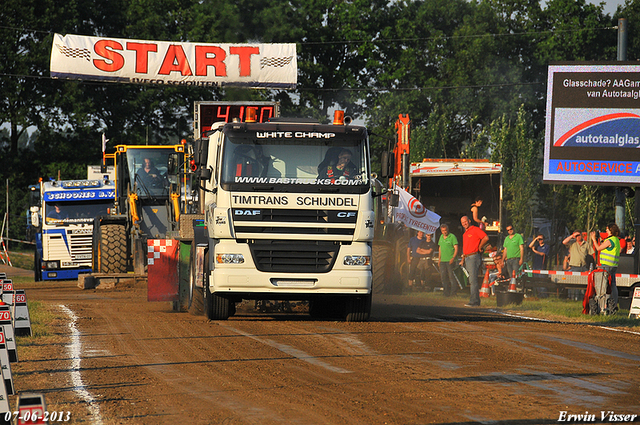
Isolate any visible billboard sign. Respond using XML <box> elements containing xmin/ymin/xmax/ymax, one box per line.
<box><xmin>50</xmin><ymin>33</ymin><xmax>297</xmax><ymax>89</ymax></box>
<box><xmin>544</xmin><ymin>62</ymin><xmax>640</xmax><ymax>185</ymax></box>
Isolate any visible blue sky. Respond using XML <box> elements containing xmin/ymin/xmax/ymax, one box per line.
<box><xmin>588</xmin><ymin>0</ymin><xmax>625</xmax><ymax>15</ymax></box>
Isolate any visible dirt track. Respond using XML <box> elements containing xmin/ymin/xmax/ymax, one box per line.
<box><xmin>4</xmin><ymin>265</ymin><xmax>640</xmax><ymax>425</ymax></box>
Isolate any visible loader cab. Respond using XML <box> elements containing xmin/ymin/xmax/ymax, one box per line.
<box><xmin>112</xmin><ymin>145</ymin><xmax>185</xmax><ymax>240</ymax></box>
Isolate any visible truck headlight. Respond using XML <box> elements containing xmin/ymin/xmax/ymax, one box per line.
<box><xmin>216</xmin><ymin>254</ymin><xmax>244</xmax><ymax>264</ymax></box>
<box><xmin>343</xmin><ymin>255</ymin><xmax>370</xmax><ymax>266</ymax></box>
<box><xmin>44</xmin><ymin>261</ymin><xmax>60</xmax><ymax>269</ymax></box>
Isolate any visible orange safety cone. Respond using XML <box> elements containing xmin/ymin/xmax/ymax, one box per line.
<box><xmin>508</xmin><ymin>270</ymin><xmax>517</xmax><ymax>292</ymax></box>
<box><xmin>480</xmin><ymin>269</ymin><xmax>491</xmax><ymax>298</ymax></box>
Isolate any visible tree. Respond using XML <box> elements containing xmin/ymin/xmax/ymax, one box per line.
<box><xmin>473</xmin><ymin>105</ymin><xmax>541</xmax><ymax>236</ymax></box>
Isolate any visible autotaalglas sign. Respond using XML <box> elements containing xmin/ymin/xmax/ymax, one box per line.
<box><xmin>545</xmin><ymin>63</ymin><xmax>640</xmax><ymax>185</ymax></box>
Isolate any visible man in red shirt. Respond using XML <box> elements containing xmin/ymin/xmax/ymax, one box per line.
<box><xmin>460</xmin><ymin>215</ymin><xmax>489</xmax><ymax>306</ymax></box>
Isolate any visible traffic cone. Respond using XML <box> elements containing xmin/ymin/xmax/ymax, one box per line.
<box><xmin>508</xmin><ymin>270</ymin><xmax>517</xmax><ymax>292</ymax></box>
<box><xmin>480</xmin><ymin>270</ymin><xmax>491</xmax><ymax>298</ymax></box>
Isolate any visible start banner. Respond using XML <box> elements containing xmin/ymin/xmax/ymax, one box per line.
<box><xmin>50</xmin><ymin>33</ymin><xmax>297</xmax><ymax>89</ymax></box>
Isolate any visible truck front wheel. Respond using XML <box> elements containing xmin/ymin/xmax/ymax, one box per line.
<box><xmin>205</xmin><ymin>284</ymin><xmax>231</xmax><ymax>320</ymax></box>
<box><xmin>345</xmin><ymin>295</ymin><xmax>372</xmax><ymax>322</ymax></box>
<box><xmin>98</xmin><ymin>224</ymin><xmax>128</xmax><ymax>274</ymax></box>
<box><xmin>33</xmin><ymin>250</ymin><xmax>42</xmax><ymax>282</ymax></box>
<box><xmin>188</xmin><ymin>248</ymin><xmax>204</xmax><ymax>316</ymax></box>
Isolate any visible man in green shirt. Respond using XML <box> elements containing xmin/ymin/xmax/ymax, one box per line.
<box><xmin>502</xmin><ymin>225</ymin><xmax>524</xmax><ymax>278</ymax></box>
<box><xmin>438</xmin><ymin>224</ymin><xmax>459</xmax><ymax>297</ymax></box>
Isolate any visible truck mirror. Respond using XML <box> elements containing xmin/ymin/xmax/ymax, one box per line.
<box><xmin>199</xmin><ymin>168</ymin><xmax>212</xmax><ymax>181</ymax></box>
<box><xmin>194</xmin><ymin>138</ymin><xmax>209</xmax><ymax>167</ymax></box>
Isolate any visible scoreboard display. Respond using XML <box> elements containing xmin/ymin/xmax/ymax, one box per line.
<box><xmin>194</xmin><ymin>101</ymin><xmax>280</xmax><ymax>139</ymax></box>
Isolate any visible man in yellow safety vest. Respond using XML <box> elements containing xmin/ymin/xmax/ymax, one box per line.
<box><xmin>590</xmin><ymin>223</ymin><xmax>621</xmax><ymax>310</ymax></box>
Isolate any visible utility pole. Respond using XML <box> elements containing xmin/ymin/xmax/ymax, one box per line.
<box><xmin>616</xmin><ymin>18</ymin><xmax>628</xmax><ymax>236</ymax></box>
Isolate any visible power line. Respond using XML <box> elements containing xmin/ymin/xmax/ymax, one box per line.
<box><xmin>0</xmin><ymin>72</ymin><xmax>545</xmax><ymax>92</ymax></box>
<box><xmin>297</xmin><ymin>82</ymin><xmax>545</xmax><ymax>91</ymax></box>
<box><xmin>302</xmin><ymin>26</ymin><xmax>618</xmax><ymax>45</ymax></box>
<box><xmin>0</xmin><ymin>24</ymin><xmax>618</xmax><ymax>46</ymax></box>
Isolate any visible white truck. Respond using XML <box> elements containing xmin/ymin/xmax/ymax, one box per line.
<box><xmin>188</xmin><ymin>110</ymin><xmax>375</xmax><ymax>321</ymax></box>
<box><xmin>30</xmin><ymin>167</ymin><xmax>115</xmax><ymax>281</ymax></box>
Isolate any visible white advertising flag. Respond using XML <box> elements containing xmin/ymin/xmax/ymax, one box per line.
<box><xmin>394</xmin><ymin>186</ymin><xmax>440</xmax><ymax>234</ymax></box>
<box><xmin>50</xmin><ymin>33</ymin><xmax>297</xmax><ymax>88</ymax></box>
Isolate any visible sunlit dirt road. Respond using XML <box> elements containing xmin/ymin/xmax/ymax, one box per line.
<box><xmin>8</xmin><ymin>275</ymin><xmax>640</xmax><ymax>425</ymax></box>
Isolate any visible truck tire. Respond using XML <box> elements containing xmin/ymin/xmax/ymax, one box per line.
<box><xmin>372</xmin><ymin>241</ymin><xmax>391</xmax><ymax>294</ymax></box>
<box><xmin>188</xmin><ymin>247</ymin><xmax>204</xmax><ymax>316</ymax></box>
<box><xmin>98</xmin><ymin>224</ymin><xmax>128</xmax><ymax>274</ymax></box>
<box><xmin>204</xmin><ymin>282</ymin><xmax>230</xmax><ymax>320</ymax></box>
<box><xmin>393</xmin><ymin>233</ymin><xmax>410</xmax><ymax>294</ymax></box>
<box><xmin>33</xmin><ymin>250</ymin><xmax>42</xmax><ymax>282</ymax></box>
<box><xmin>345</xmin><ymin>295</ymin><xmax>372</xmax><ymax>322</ymax></box>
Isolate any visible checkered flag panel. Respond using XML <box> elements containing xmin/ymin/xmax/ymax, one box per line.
<box><xmin>260</xmin><ymin>56</ymin><xmax>293</xmax><ymax>69</ymax></box>
<box><xmin>56</xmin><ymin>44</ymin><xmax>92</xmax><ymax>61</ymax></box>
<box><xmin>147</xmin><ymin>239</ymin><xmax>174</xmax><ymax>265</ymax></box>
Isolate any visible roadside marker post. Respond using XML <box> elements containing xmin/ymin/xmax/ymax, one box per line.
<box><xmin>629</xmin><ymin>287</ymin><xmax>640</xmax><ymax>319</ymax></box>
<box><xmin>0</xmin><ymin>332</ymin><xmax>14</xmax><ymax>396</ymax></box>
<box><xmin>17</xmin><ymin>393</ymin><xmax>47</xmax><ymax>425</ymax></box>
<box><xmin>13</xmin><ymin>291</ymin><xmax>32</xmax><ymax>337</ymax></box>
<box><xmin>0</xmin><ymin>307</ymin><xmax>17</xmax><ymax>363</ymax></box>
<box><xmin>1</xmin><ymin>280</ymin><xmax>14</xmax><ymax>307</ymax></box>
<box><xmin>0</xmin><ymin>355</ymin><xmax>9</xmax><ymax>425</ymax></box>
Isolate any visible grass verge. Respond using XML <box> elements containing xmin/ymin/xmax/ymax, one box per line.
<box><xmin>412</xmin><ymin>290</ymin><xmax>640</xmax><ymax>327</ymax></box>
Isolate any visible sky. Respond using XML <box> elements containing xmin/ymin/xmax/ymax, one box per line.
<box><xmin>586</xmin><ymin>0</ymin><xmax>625</xmax><ymax>15</ymax></box>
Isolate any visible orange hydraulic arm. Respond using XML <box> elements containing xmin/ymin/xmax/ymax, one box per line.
<box><xmin>393</xmin><ymin>114</ymin><xmax>410</xmax><ymax>188</ymax></box>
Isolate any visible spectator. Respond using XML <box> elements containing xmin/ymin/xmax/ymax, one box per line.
<box><xmin>470</xmin><ymin>197</ymin><xmax>486</xmax><ymax>230</ymax></box>
<box><xmin>460</xmin><ymin>215</ymin><xmax>489</xmax><ymax>307</ymax></box>
<box><xmin>438</xmin><ymin>224</ymin><xmax>459</xmax><ymax>297</ymax></box>
<box><xmin>529</xmin><ymin>233</ymin><xmax>550</xmax><ymax>270</ymax></box>
<box><xmin>422</xmin><ymin>233</ymin><xmax>437</xmax><ymax>287</ymax></box>
<box><xmin>563</xmin><ymin>230</ymin><xmax>593</xmax><ymax>272</ymax></box>
<box><xmin>626</xmin><ymin>235</ymin><xmax>635</xmax><ymax>255</ymax></box>
<box><xmin>563</xmin><ymin>252</ymin><xmax>571</xmax><ymax>271</ymax></box>
<box><xmin>502</xmin><ymin>225</ymin><xmax>524</xmax><ymax>277</ymax></box>
<box><xmin>591</xmin><ymin>223</ymin><xmax>621</xmax><ymax>309</ymax></box>
<box><xmin>407</xmin><ymin>230</ymin><xmax>432</xmax><ymax>290</ymax></box>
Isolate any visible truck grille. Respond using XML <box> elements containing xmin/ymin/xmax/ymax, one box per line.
<box><xmin>69</xmin><ymin>234</ymin><xmax>93</xmax><ymax>265</ymax></box>
<box><xmin>235</xmin><ymin>227</ymin><xmax>353</xmax><ymax>235</ymax></box>
<box><xmin>248</xmin><ymin>240</ymin><xmax>339</xmax><ymax>273</ymax></box>
<box><xmin>233</xmin><ymin>208</ymin><xmax>357</xmax><ymax>238</ymax></box>
<box><xmin>45</xmin><ymin>232</ymin><xmax>93</xmax><ymax>267</ymax></box>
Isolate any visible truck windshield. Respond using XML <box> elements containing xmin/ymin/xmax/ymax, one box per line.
<box><xmin>127</xmin><ymin>148</ymin><xmax>172</xmax><ymax>198</ymax></box>
<box><xmin>220</xmin><ymin>128</ymin><xmax>370</xmax><ymax>193</ymax></box>
<box><xmin>45</xmin><ymin>200</ymin><xmax>112</xmax><ymax>225</ymax></box>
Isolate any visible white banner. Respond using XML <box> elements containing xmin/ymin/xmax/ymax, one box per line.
<box><xmin>50</xmin><ymin>33</ymin><xmax>297</xmax><ymax>88</ymax></box>
<box><xmin>394</xmin><ymin>186</ymin><xmax>441</xmax><ymax>234</ymax></box>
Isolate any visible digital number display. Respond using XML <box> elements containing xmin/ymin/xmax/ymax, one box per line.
<box><xmin>198</xmin><ymin>103</ymin><xmax>277</xmax><ymax>138</ymax></box>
